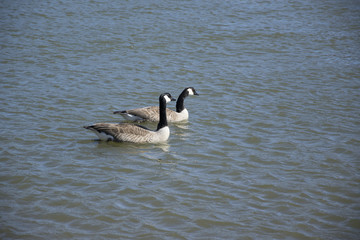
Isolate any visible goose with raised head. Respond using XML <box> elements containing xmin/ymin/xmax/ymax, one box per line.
<box><xmin>114</xmin><ymin>87</ymin><xmax>199</xmax><ymax>122</ymax></box>
<box><xmin>84</xmin><ymin>93</ymin><xmax>176</xmax><ymax>143</ymax></box>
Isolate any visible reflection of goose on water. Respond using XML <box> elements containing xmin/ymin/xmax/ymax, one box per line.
<box><xmin>114</xmin><ymin>87</ymin><xmax>199</xmax><ymax>122</ymax></box>
<box><xmin>84</xmin><ymin>93</ymin><xmax>176</xmax><ymax>143</ymax></box>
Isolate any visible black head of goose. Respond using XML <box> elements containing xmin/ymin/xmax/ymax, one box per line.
<box><xmin>113</xmin><ymin>87</ymin><xmax>199</xmax><ymax>122</ymax></box>
<box><xmin>84</xmin><ymin>93</ymin><xmax>176</xmax><ymax>143</ymax></box>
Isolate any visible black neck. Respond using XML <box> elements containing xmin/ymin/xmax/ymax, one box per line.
<box><xmin>157</xmin><ymin>97</ymin><xmax>168</xmax><ymax>130</ymax></box>
<box><xmin>176</xmin><ymin>89</ymin><xmax>188</xmax><ymax>113</ymax></box>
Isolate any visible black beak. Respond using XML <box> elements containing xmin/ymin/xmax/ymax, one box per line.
<box><xmin>171</xmin><ymin>97</ymin><xmax>176</xmax><ymax>101</ymax></box>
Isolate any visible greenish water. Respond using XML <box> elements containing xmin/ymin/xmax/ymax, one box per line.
<box><xmin>1</xmin><ymin>0</ymin><xmax>360</xmax><ymax>239</ymax></box>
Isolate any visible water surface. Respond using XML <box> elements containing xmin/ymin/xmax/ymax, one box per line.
<box><xmin>1</xmin><ymin>0</ymin><xmax>360</xmax><ymax>239</ymax></box>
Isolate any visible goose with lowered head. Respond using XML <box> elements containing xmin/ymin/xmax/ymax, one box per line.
<box><xmin>114</xmin><ymin>87</ymin><xmax>199</xmax><ymax>122</ymax></box>
<box><xmin>84</xmin><ymin>93</ymin><xmax>176</xmax><ymax>143</ymax></box>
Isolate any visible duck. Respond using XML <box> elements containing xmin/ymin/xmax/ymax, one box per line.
<box><xmin>113</xmin><ymin>87</ymin><xmax>199</xmax><ymax>122</ymax></box>
<box><xmin>84</xmin><ymin>93</ymin><xmax>176</xmax><ymax>143</ymax></box>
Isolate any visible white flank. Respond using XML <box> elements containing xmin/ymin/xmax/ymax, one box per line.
<box><xmin>121</xmin><ymin>113</ymin><xmax>144</xmax><ymax>121</ymax></box>
<box><xmin>92</xmin><ymin>130</ymin><xmax>114</xmax><ymax>141</ymax></box>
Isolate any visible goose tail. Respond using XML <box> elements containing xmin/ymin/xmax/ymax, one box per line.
<box><xmin>113</xmin><ymin>110</ymin><xmax>126</xmax><ymax>114</ymax></box>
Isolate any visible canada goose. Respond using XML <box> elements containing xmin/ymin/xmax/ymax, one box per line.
<box><xmin>84</xmin><ymin>93</ymin><xmax>176</xmax><ymax>143</ymax></box>
<box><xmin>113</xmin><ymin>87</ymin><xmax>199</xmax><ymax>122</ymax></box>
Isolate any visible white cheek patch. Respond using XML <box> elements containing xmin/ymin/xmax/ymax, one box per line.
<box><xmin>188</xmin><ymin>88</ymin><xmax>194</xmax><ymax>95</ymax></box>
<box><xmin>164</xmin><ymin>95</ymin><xmax>172</xmax><ymax>103</ymax></box>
